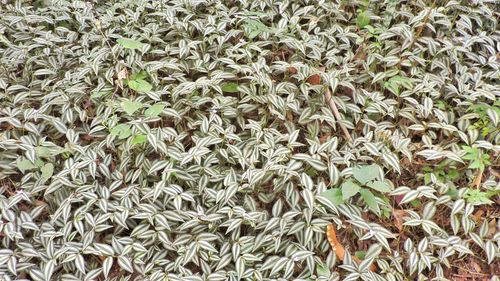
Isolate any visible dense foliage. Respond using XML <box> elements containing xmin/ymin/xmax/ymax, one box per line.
<box><xmin>0</xmin><ymin>0</ymin><xmax>499</xmax><ymax>280</ymax></box>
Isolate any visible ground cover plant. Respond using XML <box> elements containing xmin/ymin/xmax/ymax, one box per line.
<box><xmin>0</xmin><ymin>0</ymin><xmax>499</xmax><ymax>280</ymax></box>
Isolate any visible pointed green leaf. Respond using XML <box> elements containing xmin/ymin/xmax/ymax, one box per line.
<box><xmin>221</xmin><ymin>82</ymin><xmax>239</xmax><ymax>93</ymax></box>
<box><xmin>352</xmin><ymin>164</ymin><xmax>381</xmax><ymax>184</ymax></box>
<box><xmin>110</xmin><ymin>124</ymin><xmax>132</xmax><ymax>140</ymax></box>
<box><xmin>461</xmin><ymin>146</ymin><xmax>475</xmax><ymax>153</ymax></box>
<box><xmin>341</xmin><ymin>180</ymin><xmax>361</xmax><ymax>200</ymax></box>
<box><xmin>424</xmin><ymin>173</ymin><xmax>431</xmax><ymax>185</ymax></box>
<box><xmin>468</xmin><ymin>161</ymin><xmax>481</xmax><ymax>169</ymax></box>
<box><xmin>359</xmin><ymin>189</ymin><xmax>379</xmax><ymax>214</ymax></box>
<box><xmin>131</xmin><ymin>134</ymin><xmax>147</xmax><ymax>145</ymax></box>
<box><xmin>367</xmin><ymin>181</ymin><xmax>391</xmax><ymax>193</ymax></box>
<box><xmin>384</xmin><ymin>80</ymin><xmax>400</xmax><ymax>95</ymax></box>
<box><xmin>355</xmin><ymin>251</ymin><xmax>367</xmax><ymax>260</ymax></box>
<box><xmin>40</xmin><ymin>163</ymin><xmax>54</xmax><ymax>182</ymax></box>
<box><xmin>248</xmin><ymin>30</ymin><xmax>262</xmax><ymax>39</ymax></box>
<box><xmin>316</xmin><ymin>263</ymin><xmax>330</xmax><ymax>277</ymax></box>
<box><xmin>145</xmin><ymin>104</ymin><xmax>165</xmax><ymax>117</ymax></box>
<box><xmin>389</xmin><ymin>76</ymin><xmax>413</xmax><ymax>90</ymax></box>
<box><xmin>17</xmin><ymin>159</ymin><xmax>36</xmax><ymax>173</ymax></box>
<box><xmin>244</xmin><ymin>19</ymin><xmax>269</xmax><ymax>31</ymax></box>
<box><xmin>91</xmin><ymin>91</ymin><xmax>109</xmax><ymax>100</ymax></box>
<box><xmin>121</xmin><ymin>100</ymin><xmax>143</xmax><ymax>115</ymax></box>
<box><xmin>356</xmin><ymin>11</ymin><xmax>370</xmax><ymax>28</ymax></box>
<box><xmin>130</xmin><ymin>71</ymin><xmax>147</xmax><ymax>80</ymax></box>
<box><xmin>461</xmin><ymin>154</ymin><xmax>476</xmax><ymax>160</ymax></box>
<box><xmin>35</xmin><ymin>146</ymin><xmax>52</xmax><ymax>158</ymax></box>
<box><xmin>117</xmin><ymin>38</ymin><xmax>145</xmax><ymax>50</ymax></box>
<box><xmin>127</xmin><ymin>79</ymin><xmax>152</xmax><ymax>92</ymax></box>
<box><xmin>465</xmin><ymin>189</ymin><xmax>493</xmax><ymax>205</ymax></box>
<box><xmin>35</xmin><ymin>159</ymin><xmax>45</xmax><ymax>168</ymax></box>
<box><xmin>320</xmin><ymin>188</ymin><xmax>344</xmax><ymax>206</ymax></box>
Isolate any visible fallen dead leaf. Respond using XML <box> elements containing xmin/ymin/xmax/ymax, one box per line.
<box><xmin>487</xmin><ymin>219</ymin><xmax>497</xmax><ymax>238</ymax></box>
<box><xmin>33</xmin><ymin>200</ymin><xmax>48</xmax><ymax>207</ymax></box>
<box><xmin>392</xmin><ymin>209</ymin><xmax>407</xmax><ymax>232</ymax></box>
<box><xmin>117</xmin><ymin>68</ymin><xmax>129</xmax><ymax>80</ymax></box>
<box><xmin>394</xmin><ymin>194</ymin><xmax>404</xmax><ymax>205</ymax></box>
<box><xmin>307</xmin><ymin>74</ymin><xmax>321</xmax><ymax>85</ymax></box>
<box><xmin>326</xmin><ymin>224</ymin><xmax>376</xmax><ymax>272</ymax></box>
<box><xmin>326</xmin><ymin>224</ymin><xmax>346</xmax><ymax>260</ymax></box>
<box><xmin>472</xmin><ymin>210</ymin><xmax>484</xmax><ymax>223</ymax></box>
<box><xmin>472</xmin><ymin>169</ymin><xmax>483</xmax><ymax>188</ymax></box>
<box><xmin>319</xmin><ymin>133</ymin><xmax>332</xmax><ymax>144</ymax></box>
<box><xmin>471</xmin><ymin>260</ymin><xmax>482</xmax><ymax>273</ymax></box>
<box><xmin>287</xmin><ymin>67</ymin><xmax>298</xmax><ymax>74</ymax></box>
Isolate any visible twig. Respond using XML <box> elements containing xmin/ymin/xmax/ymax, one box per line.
<box><xmin>472</xmin><ymin>169</ymin><xmax>483</xmax><ymax>188</ymax></box>
<box><xmin>408</xmin><ymin>5</ymin><xmax>434</xmax><ymax>50</ymax></box>
<box><xmin>452</xmin><ymin>271</ymin><xmax>489</xmax><ymax>277</ymax></box>
<box><xmin>88</xmin><ymin>2</ymin><xmax>126</xmax><ymax>98</ymax></box>
<box><xmin>398</xmin><ymin>1</ymin><xmax>436</xmax><ymax>67</ymax></box>
<box><xmin>324</xmin><ymin>88</ymin><xmax>353</xmax><ymax>143</ymax></box>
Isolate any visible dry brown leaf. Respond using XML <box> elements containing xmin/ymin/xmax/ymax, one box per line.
<box><xmin>472</xmin><ymin>210</ymin><xmax>484</xmax><ymax>223</ymax></box>
<box><xmin>326</xmin><ymin>224</ymin><xmax>346</xmax><ymax>260</ymax></box>
<box><xmin>95</xmin><ymin>20</ymin><xmax>102</xmax><ymax>30</ymax></box>
<box><xmin>287</xmin><ymin>67</ymin><xmax>298</xmax><ymax>74</ymax></box>
<box><xmin>487</xmin><ymin>219</ymin><xmax>497</xmax><ymax>238</ymax></box>
<box><xmin>307</xmin><ymin>74</ymin><xmax>321</xmax><ymax>85</ymax></box>
<box><xmin>319</xmin><ymin>133</ymin><xmax>332</xmax><ymax>144</ymax></box>
<box><xmin>392</xmin><ymin>209</ymin><xmax>407</xmax><ymax>231</ymax></box>
<box><xmin>33</xmin><ymin>200</ymin><xmax>48</xmax><ymax>207</ymax></box>
<box><xmin>117</xmin><ymin>68</ymin><xmax>129</xmax><ymax>80</ymax></box>
<box><xmin>326</xmin><ymin>224</ymin><xmax>376</xmax><ymax>272</ymax></box>
<box><xmin>472</xmin><ymin>169</ymin><xmax>483</xmax><ymax>188</ymax></box>
<box><xmin>490</xmin><ymin>168</ymin><xmax>500</xmax><ymax>179</ymax></box>
<box><xmin>471</xmin><ymin>260</ymin><xmax>482</xmax><ymax>273</ymax></box>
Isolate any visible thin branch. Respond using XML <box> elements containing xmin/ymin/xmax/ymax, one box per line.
<box><xmin>472</xmin><ymin>169</ymin><xmax>483</xmax><ymax>188</ymax></box>
<box><xmin>408</xmin><ymin>2</ymin><xmax>435</xmax><ymax>51</ymax></box>
<box><xmin>324</xmin><ymin>87</ymin><xmax>353</xmax><ymax>143</ymax></box>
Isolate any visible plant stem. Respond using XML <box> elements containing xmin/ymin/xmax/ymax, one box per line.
<box><xmin>324</xmin><ymin>88</ymin><xmax>353</xmax><ymax>143</ymax></box>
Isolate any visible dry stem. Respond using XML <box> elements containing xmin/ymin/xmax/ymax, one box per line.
<box><xmin>324</xmin><ymin>88</ymin><xmax>353</xmax><ymax>143</ymax></box>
